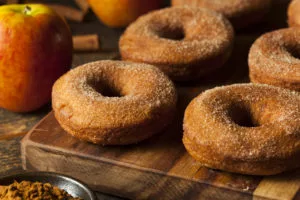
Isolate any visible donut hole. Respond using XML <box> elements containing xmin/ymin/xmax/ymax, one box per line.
<box><xmin>158</xmin><ymin>26</ymin><xmax>185</xmax><ymax>41</ymax></box>
<box><xmin>89</xmin><ymin>80</ymin><xmax>123</xmax><ymax>97</ymax></box>
<box><xmin>228</xmin><ymin>104</ymin><xmax>260</xmax><ymax>127</ymax></box>
<box><xmin>286</xmin><ymin>45</ymin><xmax>300</xmax><ymax>60</ymax></box>
<box><xmin>98</xmin><ymin>86</ymin><xmax>122</xmax><ymax>97</ymax></box>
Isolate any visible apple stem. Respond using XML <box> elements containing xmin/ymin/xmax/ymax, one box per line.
<box><xmin>23</xmin><ymin>5</ymin><xmax>31</xmax><ymax>15</ymax></box>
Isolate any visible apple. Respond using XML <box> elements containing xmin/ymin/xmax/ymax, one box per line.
<box><xmin>0</xmin><ymin>4</ymin><xmax>72</xmax><ymax>112</ymax></box>
<box><xmin>87</xmin><ymin>0</ymin><xmax>162</xmax><ymax>27</ymax></box>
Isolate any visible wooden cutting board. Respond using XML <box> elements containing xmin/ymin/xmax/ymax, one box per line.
<box><xmin>20</xmin><ymin>108</ymin><xmax>300</xmax><ymax>200</ymax></box>
<box><xmin>20</xmin><ymin>50</ymin><xmax>300</xmax><ymax>200</ymax></box>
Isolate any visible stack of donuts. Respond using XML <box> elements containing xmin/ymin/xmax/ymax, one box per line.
<box><xmin>52</xmin><ymin>0</ymin><xmax>300</xmax><ymax>176</ymax></box>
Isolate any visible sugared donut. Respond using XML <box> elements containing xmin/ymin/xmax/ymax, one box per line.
<box><xmin>171</xmin><ymin>0</ymin><xmax>271</xmax><ymax>29</ymax></box>
<box><xmin>248</xmin><ymin>28</ymin><xmax>300</xmax><ymax>91</ymax></box>
<box><xmin>183</xmin><ymin>83</ymin><xmax>300</xmax><ymax>175</ymax></box>
<box><xmin>52</xmin><ymin>60</ymin><xmax>177</xmax><ymax>145</ymax></box>
<box><xmin>288</xmin><ymin>0</ymin><xmax>300</xmax><ymax>27</ymax></box>
<box><xmin>119</xmin><ymin>6</ymin><xmax>234</xmax><ymax>81</ymax></box>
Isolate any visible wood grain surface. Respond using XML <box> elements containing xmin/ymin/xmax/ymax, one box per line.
<box><xmin>0</xmin><ymin>137</ymin><xmax>23</xmax><ymax>176</ymax></box>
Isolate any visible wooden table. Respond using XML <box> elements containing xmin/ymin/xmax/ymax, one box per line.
<box><xmin>0</xmin><ymin>0</ymin><xmax>298</xmax><ymax>199</ymax></box>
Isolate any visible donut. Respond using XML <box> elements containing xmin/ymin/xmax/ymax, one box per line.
<box><xmin>52</xmin><ymin>60</ymin><xmax>177</xmax><ymax>145</ymax></box>
<box><xmin>183</xmin><ymin>83</ymin><xmax>300</xmax><ymax>175</ymax></box>
<box><xmin>171</xmin><ymin>0</ymin><xmax>271</xmax><ymax>29</ymax></box>
<box><xmin>248</xmin><ymin>28</ymin><xmax>300</xmax><ymax>91</ymax></box>
<box><xmin>288</xmin><ymin>0</ymin><xmax>300</xmax><ymax>27</ymax></box>
<box><xmin>119</xmin><ymin>6</ymin><xmax>234</xmax><ymax>81</ymax></box>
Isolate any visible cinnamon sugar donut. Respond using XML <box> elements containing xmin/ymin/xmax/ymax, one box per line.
<box><xmin>119</xmin><ymin>6</ymin><xmax>234</xmax><ymax>81</ymax></box>
<box><xmin>52</xmin><ymin>60</ymin><xmax>177</xmax><ymax>145</ymax></box>
<box><xmin>248</xmin><ymin>28</ymin><xmax>300</xmax><ymax>91</ymax></box>
<box><xmin>288</xmin><ymin>0</ymin><xmax>300</xmax><ymax>27</ymax></box>
<box><xmin>183</xmin><ymin>84</ymin><xmax>300</xmax><ymax>175</ymax></box>
<box><xmin>171</xmin><ymin>0</ymin><xmax>271</xmax><ymax>29</ymax></box>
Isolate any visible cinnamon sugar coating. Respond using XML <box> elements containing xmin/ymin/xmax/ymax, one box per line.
<box><xmin>248</xmin><ymin>28</ymin><xmax>300</xmax><ymax>91</ymax></box>
<box><xmin>52</xmin><ymin>60</ymin><xmax>177</xmax><ymax>145</ymax></box>
<box><xmin>183</xmin><ymin>83</ymin><xmax>300</xmax><ymax>175</ymax></box>
<box><xmin>171</xmin><ymin>0</ymin><xmax>271</xmax><ymax>29</ymax></box>
<box><xmin>119</xmin><ymin>6</ymin><xmax>234</xmax><ymax>81</ymax></box>
<box><xmin>288</xmin><ymin>0</ymin><xmax>300</xmax><ymax>27</ymax></box>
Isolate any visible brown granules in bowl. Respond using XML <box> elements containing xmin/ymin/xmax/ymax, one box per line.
<box><xmin>0</xmin><ymin>180</ymin><xmax>83</xmax><ymax>200</ymax></box>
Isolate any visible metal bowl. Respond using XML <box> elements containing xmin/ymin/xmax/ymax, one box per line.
<box><xmin>0</xmin><ymin>171</ymin><xmax>96</xmax><ymax>200</ymax></box>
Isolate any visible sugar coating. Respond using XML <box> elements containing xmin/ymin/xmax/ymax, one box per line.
<box><xmin>119</xmin><ymin>6</ymin><xmax>234</xmax><ymax>80</ymax></box>
<box><xmin>248</xmin><ymin>28</ymin><xmax>300</xmax><ymax>90</ymax></box>
<box><xmin>172</xmin><ymin>0</ymin><xmax>270</xmax><ymax>19</ymax></box>
<box><xmin>52</xmin><ymin>60</ymin><xmax>177</xmax><ymax>145</ymax></box>
<box><xmin>120</xmin><ymin>6</ymin><xmax>233</xmax><ymax>63</ymax></box>
<box><xmin>184</xmin><ymin>83</ymin><xmax>300</xmax><ymax>161</ymax></box>
<box><xmin>249</xmin><ymin>28</ymin><xmax>300</xmax><ymax>76</ymax></box>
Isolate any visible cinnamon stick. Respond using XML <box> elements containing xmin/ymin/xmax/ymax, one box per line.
<box><xmin>74</xmin><ymin>0</ymin><xmax>89</xmax><ymax>13</ymax></box>
<box><xmin>73</xmin><ymin>34</ymin><xmax>100</xmax><ymax>51</ymax></box>
<box><xmin>47</xmin><ymin>4</ymin><xmax>84</xmax><ymax>22</ymax></box>
<box><xmin>0</xmin><ymin>132</ymin><xmax>27</xmax><ymax>141</ymax></box>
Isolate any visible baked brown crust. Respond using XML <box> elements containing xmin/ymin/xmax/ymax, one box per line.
<box><xmin>248</xmin><ymin>28</ymin><xmax>300</xmax><ymax>91</ymax></box>
<box><xmin>288</xmin><ymin>0</ymin><xmax>300</xmax><ymax>27</ymax></box>
<box><xmin>119</xmin><ymin>6</ymin><xmax>234</xmax><ymax>81</ymax></box>
<box><xmin>52</xmin><ymin>60</ymin><xmax>177</xmax><ymax>145</ymax></box>
<box><xmin>171</xmin><ymin>0</ymin><xmax>271</xmax><ymax>29</ymax></box>
<box><xmin>183</xmin><ymin>83</ymin><xmax>300</xmax><ymax>175</ymax></box>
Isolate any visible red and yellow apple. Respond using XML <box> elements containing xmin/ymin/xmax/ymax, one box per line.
<box><xmin>0</xmin><ymin>4</ymin><xmax>72</xmax><ymax>112</ymax></box>
<box><xmin>87</xmin><ymin>0</ymin><xmax>162</xmax><ymax>27</ymax></box>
